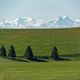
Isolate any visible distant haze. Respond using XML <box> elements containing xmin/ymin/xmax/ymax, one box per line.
<box><xmin>0</xmin><ymin>0</ymin><xmax>80</xmax><ymax>19</ymax></box>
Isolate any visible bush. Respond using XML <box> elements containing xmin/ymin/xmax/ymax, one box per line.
<box><xmin>24</xmin><ymin>46</ymin><xmax>33</xmax><ymax>60</ymax></box>
<box><xmin>51</xmin><ymin>46</ymin><xmax>59</xmax><ymax>60</ymax></box>
<box><xmin>0</xmin><ymin>46</ymin><xmax>7</xmax><ymax>57</ymax></box>
<box><xmin>8</xmin><ymin>45</ymin><xmax>16</xmax><ymax>59</ymax></box>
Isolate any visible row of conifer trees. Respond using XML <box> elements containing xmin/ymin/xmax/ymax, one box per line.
<box><xmin>0</xmin><ymin>45</ymin><xmax>59</xmax><ymax>60</ymax></box>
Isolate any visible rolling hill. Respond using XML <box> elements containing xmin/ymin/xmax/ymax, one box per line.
<box><xmin>0</xmin><ymin>28</ymin><xmax>80</xmax><ymax>58</ymax></box>
<box><xmin>0</xmin><ymin>28</ymin><xmax>80</xmax><ymax>80</ymax></box>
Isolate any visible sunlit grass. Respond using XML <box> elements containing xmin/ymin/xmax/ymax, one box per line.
<box><xmin>0</xmin><ymin>28</ymin><xmax>80</xmax><ymax>80</ymax></box>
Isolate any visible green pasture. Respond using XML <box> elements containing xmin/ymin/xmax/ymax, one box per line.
<box><xmin>0</xmin><ymin>28</ymin><xmax>80</xmax><ymax>80</ymax></box>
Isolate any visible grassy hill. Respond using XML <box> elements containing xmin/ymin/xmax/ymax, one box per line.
<box><xmin>0</xmin><ymin>28</ymin><xmax>80</xmax><ymax>80</ymax></box>
<box><xmin>0</xmin><ymin>28</ymin><xmax>80</xmax><ymax>57</ymax></box>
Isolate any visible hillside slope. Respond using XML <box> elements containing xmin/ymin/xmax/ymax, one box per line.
<box><xmin>0</xmin><ymin>28</ymin><xmax>80</xmax><ymax>58</ymax></box>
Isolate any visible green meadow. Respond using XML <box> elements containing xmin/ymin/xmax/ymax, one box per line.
<box><xmin>0</xmin><ymin>28</ymin><xmax>80</xmax><ymax>80</ymax></box>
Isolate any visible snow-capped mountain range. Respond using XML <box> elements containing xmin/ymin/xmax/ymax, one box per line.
<box><xmin>0</xmin><ymin>16</ymin><xmax>80</xmax><ymax>29</ymax></box>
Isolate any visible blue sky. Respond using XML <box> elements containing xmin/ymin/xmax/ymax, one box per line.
<box><xmin>0</xmin><ymin>0</ymin><xmax>80</xmax><ymax>19</ymax></box>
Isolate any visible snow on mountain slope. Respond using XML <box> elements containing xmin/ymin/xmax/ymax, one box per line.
<box><xmin>54</xmin><ymin>16</ymin><xmax>76</xmax><ymax>27</ymax></box>
<box><xmin>0</xmin><ymin>16</ymin><xmax>80</xmax><ymax>29</ymax></box>
<box><xmin>41</xmin><ymin>16</ymin><xmax>80</xmax><ymax>28</ymax></box>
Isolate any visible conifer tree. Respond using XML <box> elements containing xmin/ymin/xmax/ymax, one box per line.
<box><xmin>0</xmin><ymin>46</ymin><xmax>7</xmax><ymax>57</ymax></box>
<box><xmin>24</xmin><ymin>46</ymin><xmax>33</xmax><ymax>60</ymax></box>
<box><xmin>51</xmin><ymin>46</ymin><xmax>59</xmax><ymax>60</ymax></box>
<box><xmin>8</xmin><ymin>45</ymin><xmax>16</xmax><ymax>59</ymax></box>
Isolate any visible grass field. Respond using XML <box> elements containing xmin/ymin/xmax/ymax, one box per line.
<box><xmin>0</xmin><ymin>28</ymin><xmax>80</xmax><ymax>80</ymax></box>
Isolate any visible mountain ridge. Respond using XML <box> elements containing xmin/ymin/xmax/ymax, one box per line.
<box><xmin>0</xmin><ymin>16</ymin><xmax>80</xmax><ymax>29</ymax></box>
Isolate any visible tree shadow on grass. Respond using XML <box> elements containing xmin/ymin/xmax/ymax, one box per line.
<box><xmin>32</xmin><ymin>58</ymin><xmax>48</xmax><ymax>62</ymax></box>
<box><xmin>59</xmin><ymin>53</ymin><xmax>80</xmax><ymax>61</ymax></box>
<box><xmin>50</xmin><ymin>56</ymin><xmax>70</xmax><ymax>61</ymax></box>
<box><xmin>14</xmin><ymin>58</ymin><xmax>29</xmax><ymax>62</ymax></box>
<box><xmin>6</xmin><ymin>57</ymin><xmax>29</xmax><ymax>62</ymax></box>
<box><xmin>60</xmin><ymin>53</ymin><xmax>80</xmax><ymax>58</ymax></box>
<box><xmin>57</xmin><ymin>57</ymin><xmax>71</xmax><ymax>61</ymax></box>
<box><xmin>33</xmin><ymin>56</ymin><xmax>70</xmax><ymax>61</ymax></box>
<box><xmin>31</xmin><ymin>56</ymin><xmax>48</xmax><ymax>62</ymax></box>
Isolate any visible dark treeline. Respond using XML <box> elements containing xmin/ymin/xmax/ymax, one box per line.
<box><xmin>0</xmin><ymin>45</ymin><xmax>69</xmax><ymax>61</ymax></box>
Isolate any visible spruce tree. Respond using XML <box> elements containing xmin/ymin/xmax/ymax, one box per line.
<box><xmin>51</xmin><ymin>46</ymin><xmax>59</xmax><ymax>60</ymax></box>
<box><xmin>24</xmin><ymin>46</ymin><xmax>33</xmax><ymax>60</ymax></box>
<box><xmin>8</xmin><ymin>45</ymin><xmax>16</xmax><ymax>59</ymax></box>
<box><xmin>0</xmin><ymin>46</ymin><xmax>7</xmax><ymax>57</ymax></box>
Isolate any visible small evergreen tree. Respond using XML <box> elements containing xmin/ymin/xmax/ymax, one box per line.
<box><xmin>8</xmin><ymin>45</ymin><xmax>16</xmax><ymax>59</ymax></box>
<box><xmin>51</xmin><ymin>46</ymin><xmax>59</xmax><ymax>60</ymax></box>
<box><xmin>0</xmin><ymin>46</ymin><xmax>7</xmax><ymax>57</ymax></box>
<box><xmin>24</xmin><ymin>46</ymin><xmax>33</xmax><ymax>60</ymax></box>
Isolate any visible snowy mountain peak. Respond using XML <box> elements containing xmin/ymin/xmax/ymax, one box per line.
<box><xmin>0</xmin><ymin>16</ymin><xmax>80</xmax><ymax>28</ymax></box>
<box><xmin>63</xmin><ymin>16</ymin><xmax>69</xmax><ymax>19</ymax></box>
<box><xmin>63</xmin><ymin>16</ymin><xmax>74</xmax><ymax>23</ymax></box>
<box><xmin>53</xmin><ymin>16</ymin><xmax>75</xmax><ymax>27</ymax></box>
